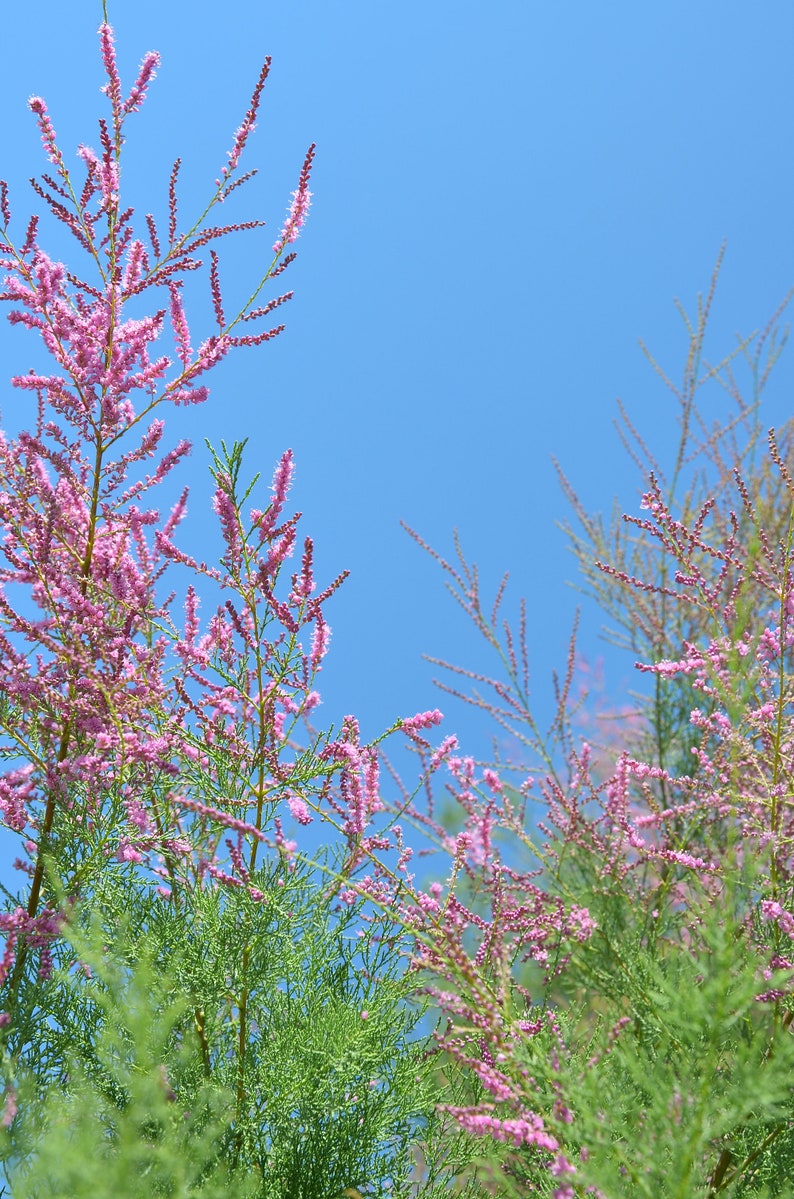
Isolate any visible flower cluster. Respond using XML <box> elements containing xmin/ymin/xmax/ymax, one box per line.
<box><xmin>389</xmin><ymin>280</ymin><xmax>794</xmax><ymax>1193</ymax></box>
<box><xmin>2</xmin><ymin>16</ymin><xmax>794</xmax><ymax>1199</ymax></box>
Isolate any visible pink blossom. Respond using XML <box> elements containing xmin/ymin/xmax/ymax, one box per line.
<box><xmin>98</xmin><ymin>23</ymin><xmax>122</xmax><ymax>117</ymax></box>
<box><xmin>117</xmin><ymin>840</ymin><xmax>143</xmax><ymax>864</ymax></box>
<box><xmin>429</xmin><ymin>734</ymin><xmax>458</xmax><ymax>770</ymax></box>
<box><xmin>27</xmin><ymin>97</ymin><xmax>65</xmax><ymax>174</ymax></box>
<box><xmin>221</xmin><ymin>59</ymin><xmax>271</xmax><ymax>180</ymax></box>
<box><xmin>443</xmin><ymin>1105</ymin><xmax>559</xmax><ymax>1150</ymax></box>
<box><xmin>272</xmin><ymin>145</ymin><xmax>315</xmax><ymax>253</ymax></box>
<box><xmin>310</xmin><ymin>613</ymin><xmax>331</xmax><ymax>669</ymax></box>
<box><xmin>761</xmin><ymin>900</ymin><xmax>794</xmax><ymax>939</ymax></box>
<box><xmin>287</xmin><ymin>795</ymin><xmax>312</xmax><ymax>826</ymax></box>
<box><xmin>1</xmin><ymin>1088</ymin><xmax>17</xmax><ymax>1128</ymax></box>
<box><xmin>401</xmin><ymin>709</ymin><xmax>444</xmax><ymax>735</ymax></box>
<box><xmin>123</xmin><ymin>50</ymin><xmax>160</xmax><ymax>116</ymax></box>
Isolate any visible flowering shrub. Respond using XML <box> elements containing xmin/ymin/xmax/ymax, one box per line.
<box><xmin>2</xmin><ymin>11</ymin><xmax>794</xmax><ymax>1199</ymax></box>
<box><xmin>393</xmin><ymin>274</ymin><xmax>794</xmax><ymax>1195</ymax></box>
<box><xmin>0</xmin><ymin>18</ymin><xmax>483</xmax><ymax>1198</ymax></box>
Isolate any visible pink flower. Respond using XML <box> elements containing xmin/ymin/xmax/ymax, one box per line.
<box><xmin>401</xmin><ymin>709</ymin><xmax>444</xmax><ymax>735</ymax></box>
<box><xmin>287</xmin><ymin>795</ymin><xmax>312</xmax><ymax>826</ymax></box>
<box><xmin>272</xmin><ymin>144</ymin><xmax>316</xmax><ymax>252</ymax></box>
<box><xmin>1</xmin><ymin>1088</ymin><xmax>17</xmax><ymax>1128</ymax></box>
<box><xmin>27</xmin><ymin>97</ymin><xmax>65</xmax><ymax>173</ymax></box>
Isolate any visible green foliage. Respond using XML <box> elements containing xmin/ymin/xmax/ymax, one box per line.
<box><xmin>1</xmin><ymin>867</ymin><xmax>461</xmax><ymax>1198</ymax></box>
<box><xmin>553</xmin><ymin>897</ymin><xmax>794</xmax><ymax>1197</ymax></box>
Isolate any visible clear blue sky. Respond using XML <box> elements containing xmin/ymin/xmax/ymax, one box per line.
<box><xmin>2</xmin><ymin>1</ymin><xmax>793</xmax><ymax>769</ymax></box>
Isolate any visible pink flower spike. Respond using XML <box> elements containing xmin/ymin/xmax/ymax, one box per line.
<box><xmin>117</xmin><ymin>839</ymin><xmax>144</xmax><ymax>864</ymax></box>
<box><xmin>429</xmin><ymin>734</ymin><xmax>458</xmax><ymax>770</ymax></box>
<box><xmin>28</xmin><ymin>97</ymin><xmax>67</xmax><ymax>177</ymax></box>
<box><xmin>272</xmin><ymin>144</ymin><xmax>316</xmax><ymax>253</ymax></box>
<box><xmin>168</xmin><ymin>282</ymin><xmax>192</xmax><ymax>366</ymax></box>
<box><xmin>222</xmin><ymin>57</ymin><xmax>271</xmax><ymax>179</ymax></box>
<box><xmin>271</xmin><ymin>449</ymin><xmax>294</xmax><ymax>508</ymax></box>
<box><xmin>99</xmin><ymin>24</ymin><xmax>123</xmax><ymax>122</ymax></box>
<box><xmin>1</xmin><ymin>1088</ymin><xmax>17</xmax><ymax>1128</ymax></box>
<box><xmin>287</xmin><ymin>795</ymin><xmax>313</xmax><ymax>826</ymax></box>
<box><xmin>401</xmin><ymin>709</ymin><xmax>444</xmax><ymax>737</ymax></box>
<box><xmin>482</xmin><ymin>767</ymin><xmax>503</xmax><ymax>793</ymax></box>
<box><xmin>123</xmin><ymin>50</ymin><xmax>160</xmax><ymax>116</ymax></box>
<box><xmin>550</xmin><ymin>1153</ymin><xmax>576</xmax><ymax>1177</ymax></box>
<box><xmin>310</xmin><ymin>613</ymin><xmax>331</xmax><ymax>671</ymax></box>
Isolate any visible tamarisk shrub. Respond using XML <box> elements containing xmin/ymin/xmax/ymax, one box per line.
<box><xmin>0</xmin><ymin>16</ymin><xmax>484</xmax><ymax>1198</ymax></box>
<box><xmin>393</xmin><ymin>278</ymin><xmax>794</xmax><ymax>1196</ymax></box>
<box><xmin>556</xmin><ymin>252</ymin><xmax>794</xmax><ymax>787</ymax></box>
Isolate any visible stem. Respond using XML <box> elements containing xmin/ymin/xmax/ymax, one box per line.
<box><xmin>707</xmin><ymin>1122</ymin><xmax>790</xmax><ymax>1195</ymax></box>
<box><xmin>4</xmin><ymin>428</ymin><xmax>106</xmax><ymax>1005</ymax></box>
<box><xmin>231</xmin><ymin>501</ymin><xmax>273</xmax><ymax>1134</ymax></box>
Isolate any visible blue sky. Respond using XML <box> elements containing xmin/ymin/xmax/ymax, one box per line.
<box><xmin>2</xmin><ymin>0</ymin><xmax>793</xmax><ymax>773</ymax></box>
